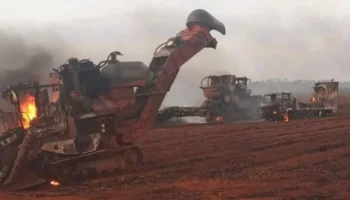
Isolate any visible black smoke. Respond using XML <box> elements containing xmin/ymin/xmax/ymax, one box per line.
<box><xmin>0</xmin><ymin>31</ymin><xmax>65</xmax><ymax>90</ymax></box>
<box><xmin>0</xmin><ymin>31</ymin><xmax>67</xmax><ymax>111</ymax></box>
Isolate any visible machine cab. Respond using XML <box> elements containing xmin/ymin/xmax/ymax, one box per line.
<box><xmin>261</xmin><ymin>92</ymin><xmax>293</xmax><ymax>111</ymax></box>
<box><xmin>2</xmin><ymin>81</ymin><xmax>63</xmax><ymax>130</ymax></box>
<box><xmin>262</xmin><ymin>92</ymin><xmax>291</xmax><ymax>103</ymax></box>
<box><xmin>200</xmin><ymin>75</ymin><xmax>236</xmax><ymax>99</ymax></box>
<box><xmin>262</xmin><ymin>93</ymin><xmax>277</xmax><ymax>104</ymax></box>
<box><xmin>235</xmin><ymin>77</ymin><xmax>249</xmax><ymax>89</ymax></box>
<box><xmin>200</xmin><ymin>75</ymin><xmax>236</xmax><ymax>88</ymax></box>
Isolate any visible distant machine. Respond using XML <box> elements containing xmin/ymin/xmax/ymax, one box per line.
<box><xmin>198</xmin><ymin>74</ymin><xmax>262</xmax><ymax>122</ymax></box>
<box><xmin>259</xmin><ymin>80</ymin><xmax>339</xmax><ymax>121</ymax></box>
<box><xmin>157</xmin><ymin>74</ymin><xmax>262</xmax><ymax>124</ymax></box>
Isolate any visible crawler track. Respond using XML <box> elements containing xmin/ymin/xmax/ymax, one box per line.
<box><xmin>2</xmin><ymin>116</ymin><xmax>350</xmax><ymax>199</ymax></box>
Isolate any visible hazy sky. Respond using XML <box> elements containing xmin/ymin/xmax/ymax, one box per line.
<box><xmin>1</xmin><ymin>0</ymin><xmax>350</xmax><ymax>79</ymax></box>
<box><xmin>0</xmin><ymin>0</ymin><xmax>348</xmax><ymax>24</ymax></box>
<box><xmin>1</xmin><ymin>0</ymin><xmax>350</xmax><ymax>106</ymax></box>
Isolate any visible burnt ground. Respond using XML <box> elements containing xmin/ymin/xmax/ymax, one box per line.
<box><xmin>2</xmin><ymin>116</ymin><xmax>350</xmax><ymax>200</ymax></box>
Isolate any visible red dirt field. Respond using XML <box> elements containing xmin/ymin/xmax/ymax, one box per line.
<box><xmin>2</xmin><ymin>116</ymin><xmax>350</xmax><ymax>200</ymax></box>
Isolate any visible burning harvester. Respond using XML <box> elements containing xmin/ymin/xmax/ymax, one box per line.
<box><xmin>258</xmin><ymin>80</ymin><xmax>339</xmax><ymax>122</ymax></box>
<box><xmin>1</xmin><ymin>82</ymin><xmax>53</xmax><ymax>129</ymax></box>
<box><xmin>0</xmin><ymin>9</ymin><xmax>226</xmax><ymax>191</ymax></box>
<box><xmin>199</xmin><ymin>74</ymin><xmax>262</xmax><ymax>122</ymax></box>
<box><xmin>157</xmin><ymin>74</ymin><xmax>262</xmax><ymax>124</ymax></box>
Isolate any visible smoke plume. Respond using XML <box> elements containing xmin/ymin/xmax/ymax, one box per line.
<box><xmin>0</xmin><ymin>31</ymin><xmax>65</xmax><ymax>89</ymax></box>
<box><xmin>118</xmin><ymin>6</ymin><xmax>350</xmax><ymax>107</ymax></box>
<box><xmin>0</xmin><ymin>30</ymin><xmax>68</xmax><ymax>111</ymax></box>
<box><xmin>2</xmin><ymin>3</ymin><xmax>350</xmax><ymax>110</ymax></box>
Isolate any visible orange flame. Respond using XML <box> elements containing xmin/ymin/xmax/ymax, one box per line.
<box><xmin>50</xmin><ymin>180</ymin><xmax>60</xmax><ymax>186</ymax></box>
<box><xmin>311</xmin><ymin>97</ymin><xmax>316</xmax><ymax>103</ymax></box>
<box><xmin>20</xmin><ymin>94</ymin><xmax>37</xmax><ymax>129</ymax></box>
<box><xmin>215</xmin><ymin>116</ymin><xmax>223</xmax><ymax>122</ymax></box>
<box><xmin>283</xmin><ymin>115</ymin><xmax>289</xmax><ymax>122</ymax></box>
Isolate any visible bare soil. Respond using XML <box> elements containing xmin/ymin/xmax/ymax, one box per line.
<box><xmin>2</xmin><ymin>116</ymin><xmax>350</xmax><ymax>200</ymax></box>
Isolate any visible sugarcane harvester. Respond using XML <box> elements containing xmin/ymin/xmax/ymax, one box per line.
<box><xmin>0</xmin><ymin>9</ymin><xmax>226</xmax><ymax>190</ymax></box>
<box><xmin>157</xmin><ymin>75</ymin><xmax>262</xmax><ymax>124</ymax></box>
<box><xmin>198</xmin><ymin>75</ymin><xmax>262</xmax><ymax>123</ymax></box>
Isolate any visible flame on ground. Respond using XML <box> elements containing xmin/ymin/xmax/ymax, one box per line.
<box><xmin>284</xmin><ymin>115</ymin><xmax>289</xmax><ymax>122</ymax></box>
<box><xmin>50</xmin><ymin>180</ymin><xmax>60</xmax><ymax>186</ymax></box>
<box><xmin>20</xmin><ymin>94</ymin><xmax>37</xmax><ymax>129</ymax></box>
<box><xmin>215</xmin><ymin>116</ymin><xmax>223</xmax><ymax>122</ymax></box>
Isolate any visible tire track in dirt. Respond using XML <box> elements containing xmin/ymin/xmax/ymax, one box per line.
<box><xmin>3</xmin><ymin>116</ymin><xmax>350</xmax><ymax>200</ymax></box>
<box><xmin>141</xmin><ymin>119</ymin><xmax>350</xmax><ymax>173</ymax></box>
<box><xmin>141</xmin><ymin>116</ymin><xmax>349</xmax><ymax>151</ymax></box>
